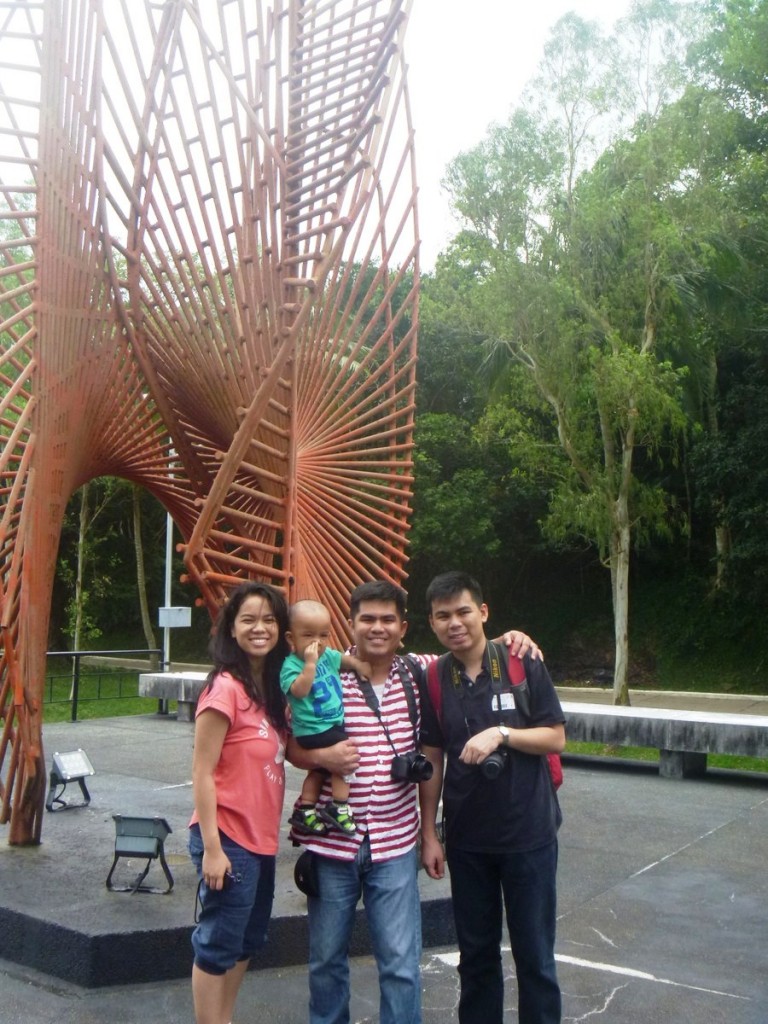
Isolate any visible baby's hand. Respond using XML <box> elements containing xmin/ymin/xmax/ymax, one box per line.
<box><xmin>304</xmin><ymin>640</ymin><xmax>321</xmax><ymax>666</ymax></box>
<box><xmin>339</xmin><ymin>652</ymin><xmax>372</xmax><ymax>678</ymax></box>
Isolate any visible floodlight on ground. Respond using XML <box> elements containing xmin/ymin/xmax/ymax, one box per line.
<box><xmin>45</xmin><ymin>749</ymin><xmax>94</xmax><ymax>812</ymax></box>
<box><xmin>106</xmin><ymin>815</ymin><xmax>174</xmax><ymax>894</ymax></box>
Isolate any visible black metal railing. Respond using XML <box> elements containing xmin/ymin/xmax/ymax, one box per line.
<box><xmin>45</xmin><ymin>649</ymin><xmax>163</xmax><ymax>722</ymax></box>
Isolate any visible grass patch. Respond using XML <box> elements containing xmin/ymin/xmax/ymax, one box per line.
<box><xmin>42</xmin><ymin>667</ymin><xmax>160</xmax><ymax>723</ymax></box>
<box><xmin>566</xmin><ymin>741</ymin><xmax>768</xmax><ymax>774</ymax></box>
<box><xmin>566</xmin><ymin>741</ymin><xmax>658</xmax><ymax>762</ymax></box>
<box><xmin>44</xmin><ymin>697</ymin><xmax>160</xmax><ymax>723</ymax></box>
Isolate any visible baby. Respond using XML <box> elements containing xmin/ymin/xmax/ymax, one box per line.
<box><xmin>281</xmin><ymin>599</ymin><xmax>371</xmax><ymax>835</ymax></box>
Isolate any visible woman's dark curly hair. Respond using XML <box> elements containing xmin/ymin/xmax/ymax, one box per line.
<box><xmin>205</xmin><ymin>581</ymin><xmax>289</xmax><ymax>732</ymax></box>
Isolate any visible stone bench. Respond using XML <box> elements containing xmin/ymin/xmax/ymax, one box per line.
<box><xmin>137</xmin><ymin>679</ymin><xmax>768</xmax><ymax>780</ymax></box>
<box><xmin>138</xmin><ymin>671</ymin><xmax>208</xmax><ymax>721</ymax></box>
<box><xmin>561</xmin><ymin>701</ymin><xmax>768</xmax><ymax>778</ymax></box>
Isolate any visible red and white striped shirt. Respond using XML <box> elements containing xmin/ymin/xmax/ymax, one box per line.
<box><xmin>296</xmin><ymin>652</ymin><xmax>434</xmax><ymax>863</ymax></box>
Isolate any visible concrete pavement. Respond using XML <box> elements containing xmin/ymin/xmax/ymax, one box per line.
<box><xmin>0</xmin><ymin>690</ymin><xmax>766</xmax><ymax>1022</ymax></box>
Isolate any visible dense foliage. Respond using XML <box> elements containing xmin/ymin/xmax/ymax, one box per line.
<box><xmin>49</xmin><ymin>0</ymin><xmax>768</xmax><ymax>693</ymax></box>
<box><xmin>407</xmin><ymin>0</ymin><xmax>768</xmax><ymax>693</ymax></box>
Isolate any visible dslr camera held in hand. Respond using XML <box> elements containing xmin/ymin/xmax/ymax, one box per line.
<box><xmin>480</xmin><ymin>747</ymin><xmax>508</xmax><ymax>780</ymax></box>
<box><xmin>390</xmin><ymin>750</ymin><xmax>434</xmax><ymax>783</ymax></box>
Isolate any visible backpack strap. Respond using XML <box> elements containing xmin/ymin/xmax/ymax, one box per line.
<box><xmin>491</xmin><ymin>642</ymin><xmax>564</xmax><ymax>791</ymax></box>
<box><xmin>492</xmin><ymin>640</ymin><xmax>531</xmax><ymax>718</ymax></box>
<box><xmin>504</xmin><ymin>644</ymin><xmax>525</xmax><ymax>685</ymax></box>
<box><xmin>357</xmin><ymin>657</ymin><xmax>420</xmax><ymax>752</ymax></box>
<box><xmin>426</xmin><ymin>646</ymin><xmax>562</xmax><ymax>790</ymax></box>
<box><xmin>394</xmin><ymin>656</ymin><xmax>421</xmax><ymax>740</ymax></box>
<box><xmin>428</xmin><ymin>646</ymin><xmax>515</xmax><ymax>722</ymax></box>
<box><xmin>426</xmin><ymin>654</ymin><xmax>448</xmax><ymax>723</ymax></box>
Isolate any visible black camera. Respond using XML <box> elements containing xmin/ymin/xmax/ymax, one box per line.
<box><xmin>480</xmin><ymin>748</ymin><xmax>508</xmax><ymax>780</ymax></box>
<box><xmin>390</xmin><ymin>750</ymin><xmax>434</xmax><ymax>783</ymax></box>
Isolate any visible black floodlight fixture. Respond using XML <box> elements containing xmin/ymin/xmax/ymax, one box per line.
<box><xmin>45</xmin><ymin>748</ymin><xmax>95</xmax><ymax>812</ymax></box>
<box><xmin>106</xmin><ymin>815</ymin><xmax>174</xmax><ymax>894</ymax></box>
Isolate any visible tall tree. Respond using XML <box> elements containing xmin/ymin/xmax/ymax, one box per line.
<box><xmin>440</xmin><ymin>2</ymin><xmax>697</xmax><ymax>703</ymax></box>
<box><xmin>133</xmin><ymin>484</ymin><xmax>160</xmax><ymax>670</ymax></box>
<box><xmin>679</xmin><ymin>0</ymin><xmax>768</xmax><ymax>594</ymax></box>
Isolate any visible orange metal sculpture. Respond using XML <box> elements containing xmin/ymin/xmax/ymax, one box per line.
<box><xmin>0</xmin><ymin>0</ymin><xmax>418</xmax><ymax>846</ymax></box>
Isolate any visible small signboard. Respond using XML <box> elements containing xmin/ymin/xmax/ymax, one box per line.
<box><xmin>158</xmin><ymin>606</ymin><xmax>192</xmax><ymax>628</ymax></box>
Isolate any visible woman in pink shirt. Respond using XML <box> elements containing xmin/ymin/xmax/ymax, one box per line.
<box><xmin>188</xmin><ymin>581</ymin><xmax>290</xmax><ymax>1024</ymax></box>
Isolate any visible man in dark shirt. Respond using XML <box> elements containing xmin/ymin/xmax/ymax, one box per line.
<box><xmin>419</xmin><ymin>571</ymin><xmax>565</xmax><ymax>1024</ymax></box>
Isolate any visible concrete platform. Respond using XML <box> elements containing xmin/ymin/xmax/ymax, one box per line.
<box><xmin>0</xmin><ymin>713</ymin><xmax>454</xmax><ymax>988</ymax></box>
<box><xmin>1</xmin><ymin>693</ymin><xmax>767</xmax><ymax>1023</ymax></box>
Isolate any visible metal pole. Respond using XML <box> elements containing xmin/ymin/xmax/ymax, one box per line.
<box><xmin>163</xmin><ymin>511</ymin><xmax>173</xmax><ymax>671</ymax></box>
<box><xmin>158</xmin><ymin>512</ymin><xmax>174</xmax><ymax>712</ymax></box>
<box><xmin>71</xmin><ymin>654</ymin><xmax>80</xmax><ymax>722</ymax></box>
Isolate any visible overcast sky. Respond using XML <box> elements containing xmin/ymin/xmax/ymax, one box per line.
<box><xmin>405</xmin><ymin>0</ymin><xmax>633</xmax><ymax>268</ymax></box>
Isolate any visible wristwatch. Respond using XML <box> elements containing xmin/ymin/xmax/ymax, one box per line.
<box><xmin>498</xmin><ymin>725</ymin><xmax>510</xmax><ymax>745</ymax></box>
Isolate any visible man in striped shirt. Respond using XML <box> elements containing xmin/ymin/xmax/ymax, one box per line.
<box><xmin>288</xmin><ymin>580</ymin><xmax>535</xmax><ymax>1024</ymax></box>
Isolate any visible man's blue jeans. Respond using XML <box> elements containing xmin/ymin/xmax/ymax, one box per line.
<box><xmin>446</xmin><ymin>841</ymin><xmax>561</xmax><ymax>1024</ymax></box>
<box><xmin>307</xmin><ymin>837</ymin><xmax>422</xmax><ymax>1024</ymax></box>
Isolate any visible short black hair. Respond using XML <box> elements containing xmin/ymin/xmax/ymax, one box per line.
<box><xmin>426</xmin><ymin>571</ymin><xmax>484</xmax><ymax>614</ymax></box>
<box><xmin>349</xmin><ymin>580</ymin><xmax>407</xmax><ymax>620</ymax></box>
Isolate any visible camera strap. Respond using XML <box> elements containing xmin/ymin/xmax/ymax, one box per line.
<box><xmin>434</xmin><ymin>646</ymin><xmax>563</xmax><ymax>791</ymax></box>
<box><xmin>355</xmin><ymin>659</ymin><xmax>419</xmax><ymax>754</ymax></box>
<box><xmin>448</xmin><ymin>642</ymin><xmax>509</xmax><ymax>722</ymax></box>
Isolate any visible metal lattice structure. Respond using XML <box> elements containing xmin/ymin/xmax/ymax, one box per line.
<box><xmin>0</xmin><ymin>0</ymin><xmax>418</xmax><ymax>846</ymax></box>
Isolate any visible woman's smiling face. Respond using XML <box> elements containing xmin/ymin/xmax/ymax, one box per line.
<box><xmin>230</xmin><ymin>593</ymin><xmax>280</xmax><ymax>665</ymax></box>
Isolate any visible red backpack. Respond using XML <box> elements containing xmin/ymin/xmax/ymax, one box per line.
<box><xmin>426</xmin><ymin>645</ymin><xmax>563</xmax><ymax>790</ymax></box>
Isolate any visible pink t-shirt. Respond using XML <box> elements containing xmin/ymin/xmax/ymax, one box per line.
<box><xmin>189</xmin><ymin>672</ymin><xmax>287</xmax><ymax>855</ymax></box>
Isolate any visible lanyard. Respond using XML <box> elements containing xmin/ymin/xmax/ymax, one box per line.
<box><xmin>449</xmin><ymin>642</ymin><xmax>507</xmax><ymax>710</ymax></box>
<box><xmin>448</xmin><ymin>642</ymin><xmax>509</xmax><ymax>738</ymax></box>
<box><xmin>355</xmin><ymin>657</ymin><xmax>419</xmax><ymax>754</ymax></box>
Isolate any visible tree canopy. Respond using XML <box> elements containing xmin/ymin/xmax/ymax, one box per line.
<box><xmin>46</xmin><ymin>0</ymin><xmax>768</xmax><ymax>696</ymax></box>
<box><xmin>409</xmin><ymin>0</ymin><xmax>768</xmax><ymax>697</ymax></box>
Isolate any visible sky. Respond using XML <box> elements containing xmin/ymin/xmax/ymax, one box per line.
<box><xmin>0</xmin><ymin>1</ymin><xmax>633</xmax><ymax>271</ymax></box>
<box><xmin>404</xmin><ymin>0</ymin><xmax>633</xmax><ymax>269</ymax></box>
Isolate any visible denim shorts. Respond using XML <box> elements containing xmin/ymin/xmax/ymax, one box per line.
<box><xmin>188</xmin><ymin>824</ymin><xmax>276</xmax><ymax>975</ymax></box>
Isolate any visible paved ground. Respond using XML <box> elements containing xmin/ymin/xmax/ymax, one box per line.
<box><xmin>0</xmin><ymin>690</ymin><xmax>766</xmax><ymax>1023</ymax></box>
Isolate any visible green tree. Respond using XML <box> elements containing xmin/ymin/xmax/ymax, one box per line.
<box><xmin>59</xmin><ymin>481</ymin><xmax>114</xmax><ymax>651</ymax></box>
<box><xmin>439</xmin><ymin>2</ymin><xmax>698</xmax><ymax>703</ymax></box>
<box><xmin>133</xmin><ymin>484</ymin><xmax>160</xmax><ymax>669</ymax></box>
<box><xmin>53</xmin><ymin>478</ymin><xmax>170</xmax><ymax>654</ymax></box>
<box><xmin>677</xmin><ymin>0</ymin><xmax>768</xmax><ymax>601</ymax></box>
